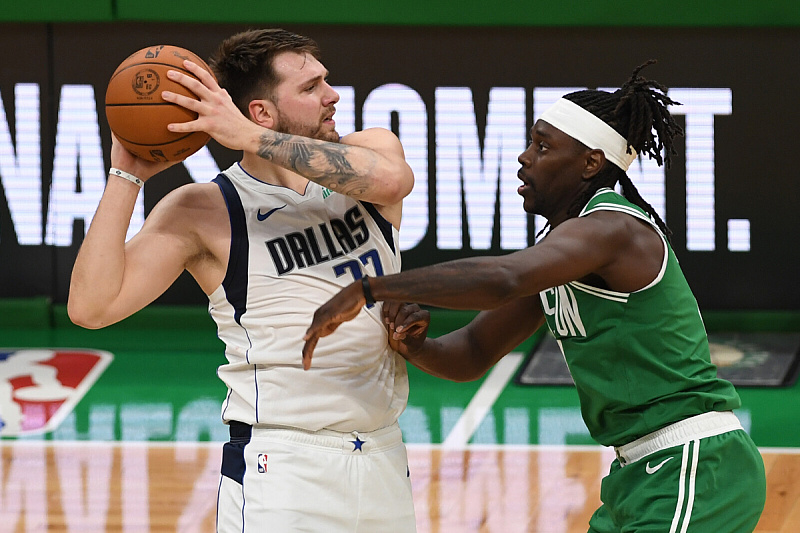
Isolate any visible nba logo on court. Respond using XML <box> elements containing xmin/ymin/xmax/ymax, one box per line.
<box><xmin>258</xmin><ymin>453</ymin><xmax>268</xmax><ymax>473</ymax></box>
<box><xmin>0</xmin><ymin>349</ymin><xmax>113</xmax><ymax>437</ymax></box>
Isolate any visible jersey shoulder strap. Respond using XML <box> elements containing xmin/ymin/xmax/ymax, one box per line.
<box><xmin>579</xmin><ymin>188</ymin><xmax>662</xmax><ymax>235</ymax></box>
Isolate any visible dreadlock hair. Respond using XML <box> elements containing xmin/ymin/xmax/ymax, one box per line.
<box><xmin>209</xmin><ymin>28</ymin><xmax>322</xmax><ymax>117</ymax></box>
<box><xmin>563</xmin><ymin>60</ymin><xmax>683</xmax><ymax>242</ymax></box>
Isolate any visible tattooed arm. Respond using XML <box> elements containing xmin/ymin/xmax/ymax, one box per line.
<box><xmin>257</xmin><ymin>127</ymin><xmax>413</xmax><ymax>214</ymax></box>
<box><xmin>161</xmin><ymin>60</ymin><xmax>413</xmax><ymax>220</ymax></box>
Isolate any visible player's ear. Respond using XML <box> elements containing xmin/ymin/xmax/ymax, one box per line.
<box><xmin>248</xmin><ymin>99</ymin><xmax>275</xmax><ymax>128</ymax></box>
<box><xmin>583</xmin><ymin>149</ymin><xmax>605</xmax><ymax>180</ymax></box>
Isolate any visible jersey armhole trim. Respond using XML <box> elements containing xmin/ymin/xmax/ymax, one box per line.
<box><xmin>360</xmin><ymin>201</ymin><xmax>396</xmax><ymax>254</ymax></box>
<box><xmin>213</xmin><ymin>173</ymin><xmax>250</xmax><ymax>324</ymax></box>
<box><xmin>580</xmin><ymin>198</ymin><xmax>669</xmax><ymax>294</ymax></box>
<box><xmin>634</xmin><ymin>232</ymin><xmax>668</xmax><ymax>293</ymax></box>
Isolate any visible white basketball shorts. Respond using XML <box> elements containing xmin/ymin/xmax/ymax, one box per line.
<box><xmin>216</xmin><ymin>421</ymin><xmax>416</xmax><ymax>532</ymax></box>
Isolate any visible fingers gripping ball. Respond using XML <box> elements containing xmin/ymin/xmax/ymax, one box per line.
<box><xmin>105</xmin><ymin>45</ymin><xmax>214</xmax><ymax>162</ymax></box>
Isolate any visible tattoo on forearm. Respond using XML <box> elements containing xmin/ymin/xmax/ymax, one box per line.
<box><xmin>257</xmin><ymin>132</ymin><xmax>374</xmax><ymax>196</ymax></box>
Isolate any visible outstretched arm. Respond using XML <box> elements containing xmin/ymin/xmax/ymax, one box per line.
<box><xmin>162</xmin><ymin>61</ymin><xmax>413</xmax><ymax>208</ymax></box>
<box><xmin>384</xmin><ymin>296</ymin><xmax>545</xmax><ymax>382</ymax></box>
<box><xmin>300</xmin><ymin>224</ymin><xmax>591</xmax><ymax>368</ymax></box>
<box><xmin>302</xmin><ymin>211</ymin><xmax>645</xmax><ymax>364</ymax></box>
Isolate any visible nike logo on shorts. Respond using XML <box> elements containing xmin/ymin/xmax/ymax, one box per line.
<box><xmin>257</xmin><ymin>205</ymin><xmax>286</xmax><ymax>221</ymax></box>
<box><xmin>645</xmin><ymin>456</ymin><xmax>674</xmax><ymax>474</ymax></box>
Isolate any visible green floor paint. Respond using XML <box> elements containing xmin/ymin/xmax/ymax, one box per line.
<box><xmin>1</xmin><ymin>304</ymin><xmax>798</xmax><ymax>448</ymax></box>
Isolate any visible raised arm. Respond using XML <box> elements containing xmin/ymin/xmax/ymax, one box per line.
<box><xmin>67</xmin><ymin>138</ymin><xmax>223</xmax><ymax>329</ymax></box>
<box><xmin>162</xmin><ymin>61</ymin><xmax>413</xmax><ymax>210</ymax></box>
<box><xmin>258</xmin><ymin>127</ymin><xmax>413</xmax><ymax>208</ymax></box>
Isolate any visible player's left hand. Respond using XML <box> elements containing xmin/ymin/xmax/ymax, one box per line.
<box><xmin>303</xmin><ymin>280</ymin><xmax>366</xmax><ymax>370</ymax></box>
<box><xmin>383</xmin><ymin>301</ymin><xmax>430</xmax><ymax>357</ymax></box>
<box><xmin>162</xmin><ymin>60</ymin><xmax>258</xmax><ymax>152</ymax></box>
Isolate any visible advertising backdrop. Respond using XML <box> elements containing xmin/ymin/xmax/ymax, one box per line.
<box><xmin>0</xmin><ymin>23</ymin><xmax>798</xmax><ymax>309</ymax></box>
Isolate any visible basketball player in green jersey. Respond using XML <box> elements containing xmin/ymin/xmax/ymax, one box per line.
<box><xmin>304</xmin><ymin>61</ymin><xmax>767</xmax><ymax>532</ymax></box>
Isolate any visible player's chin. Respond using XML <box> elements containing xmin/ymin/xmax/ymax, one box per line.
<box><xmin>320</xmin><ymin>129</ymin><xmax>340</xmax><ymax>143</ymax></box>
<box><xmin>518</xmin><ymin>191</ymin><xmax>536</xmax><ymax>214</ymax></box>
<box><xmin>522</xmin><ymin>201</ymin><xmax>536</xmax><ymax>215</ymax></box>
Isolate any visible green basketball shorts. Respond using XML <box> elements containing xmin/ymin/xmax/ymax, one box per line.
<box><xmin>588</xmin><ymin>412</ymin><xmax>766</xmax><ymax>532</ymax></box>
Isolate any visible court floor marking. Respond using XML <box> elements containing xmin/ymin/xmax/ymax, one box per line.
<box><xmin>442</xmin><ymin>351</ymin><xmax>525</xmax><ymax>449</ymax></box>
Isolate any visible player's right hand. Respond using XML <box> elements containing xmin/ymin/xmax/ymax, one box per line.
<box><xmin>162</xmin><ymin>60</ymin><xmax>258</xmax><ymax>153</ymax></box>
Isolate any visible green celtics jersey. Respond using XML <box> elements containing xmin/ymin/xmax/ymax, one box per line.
<box><xmin>539</xmin><ymin>188</ymin><xmax>740</xmax><ymax>447</ymax></box>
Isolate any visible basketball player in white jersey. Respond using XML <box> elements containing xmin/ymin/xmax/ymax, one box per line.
<box><xmin>68</xmin><ymin>29</ymin><xmax>428</xmax><ymax>532</ymax></box>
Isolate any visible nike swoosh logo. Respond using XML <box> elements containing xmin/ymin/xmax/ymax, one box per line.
<box><xmin>257</xmin><ymin>205</ymin><xmax>286</xmax><ymax>221</ymax></box>
<box><xmin>645</xmin><ymin>456</ymin><xmax>674</xmax><ymax>474</ymax></box>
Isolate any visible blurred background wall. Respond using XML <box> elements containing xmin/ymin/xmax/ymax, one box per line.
<box><xmin>1</xmin><ymin>1</ymin><xmax>798</xmax><ymax>311</ymax></box>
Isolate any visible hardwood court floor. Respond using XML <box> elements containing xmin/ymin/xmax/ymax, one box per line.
<box><xmin>1</xmin><ymin>442</ymin><xmax>798</xmax><ymax>532</ymax></box>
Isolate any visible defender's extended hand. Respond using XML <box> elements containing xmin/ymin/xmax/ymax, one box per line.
<box><xmin>302</xmin><ymin>281</ymin><xmax>366</xmax><ymax>370</ymax></box>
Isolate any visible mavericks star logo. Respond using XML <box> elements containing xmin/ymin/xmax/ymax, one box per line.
<box><xmin>0</xmin><ymin>349</ymin><xmax>113</xmax><ymax>437</ymax></box>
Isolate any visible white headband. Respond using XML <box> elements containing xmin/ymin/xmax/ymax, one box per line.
<box><xmin>539</xmin><ymin>98</ymin><xmax>637</xmax><ymax>171</ymax></box>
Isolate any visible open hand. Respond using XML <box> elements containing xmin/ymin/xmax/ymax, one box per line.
<box><xmin>161</xmin><ymin>60</ymin><xmax>258</xmax><ymax>152</ymax></box>
<box><xmin>302</xmin><ymin>281</ymin><xmax>366</xmax><ymax>370</ymax></box>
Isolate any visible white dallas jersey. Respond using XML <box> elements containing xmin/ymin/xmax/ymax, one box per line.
<box><xmin>208</xmin><ymin>163</ymin><xmax>408</xmax><ymax>432</ymax></box>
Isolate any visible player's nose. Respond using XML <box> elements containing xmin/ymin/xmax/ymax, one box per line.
<box><xmin>323</xmin><ymin>82</ymin><xmax>340</xmax><ymax>106</ymax></box>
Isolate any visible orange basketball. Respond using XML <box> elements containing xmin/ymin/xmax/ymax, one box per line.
<box><xmin>105</xmin><ymin>45</ymin><xmax>214</xmax><ymax>162</ymax></box>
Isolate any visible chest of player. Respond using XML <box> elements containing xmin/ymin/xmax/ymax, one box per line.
<box><xmin>539</xmin><ymin>282</ymin><xmax>629</xmax><ymax>340</ymax></box>
<box><xmin>243</xmin><ymin>195</ymin><xmax>381</xmax><ymax>278</ymax></box>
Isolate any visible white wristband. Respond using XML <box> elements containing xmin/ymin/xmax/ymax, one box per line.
<box><xmin>109</xmin><ymin>167</ymin><xmax>144</xmax><ymax>188</ymax></box>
